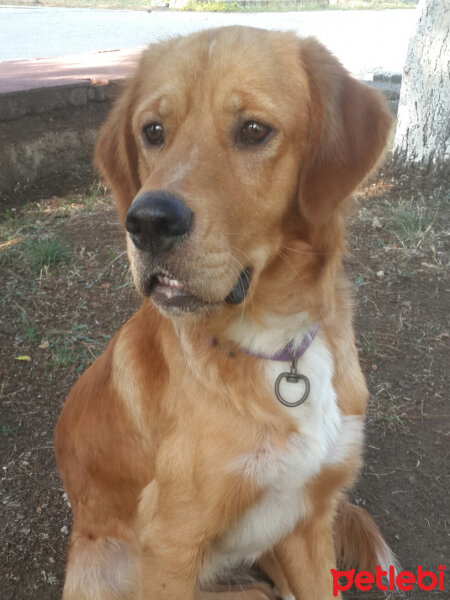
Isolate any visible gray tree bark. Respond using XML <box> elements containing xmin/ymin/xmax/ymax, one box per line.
<box><xmin>393</xmin><ymin>0</ymin><xmax>450</xmax><ymax>170</ymax></box>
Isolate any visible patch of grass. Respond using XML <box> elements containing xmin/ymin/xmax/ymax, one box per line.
<box><xmin>47</xmin><ymin>346</ymin><xmax>85</xmax><ymax>369</ymax></box>
<box><xmin>370</xmin><ymin>382</ymin><xmax>406</xmax><ymax>432</ymax></box>
<box><xmin>370</xmin><ymin>399</ymin><xmax>405</xmax><ymax>432</ymax></box>
<box><xmin>1</xmin><ymin>424</ymin><xmax>13</xmax><ymax>437</ymax></box>
<box><xmin>354</xmin><ymin>274</ymin><xmax>365</xmax><ymax>288</ymax></box>
<box><xmin>1</xmin><ymin>187</ymin><xmax>111</xmax><ymax>267</ymax></box>
<box><xmin>19</xmin><ymin>310</ymin><xmax>41</xmax><ymax>344</ymax></box>
<box><xmin>22</xmin><ymin>236</ymin><xmax>72</xmax><ymax>273</ymax></box>
<box><xmin>46</xmin><ymin>323</ymin><xmax>105</xmax><ymax>371</ymax></box>
<box><xmin>1</xmin><ymin>208</ymin><xmax>21</xmax><ymax>229</ymax></box>
<box><xmin>395</xmin><ymin>267</ymin><xmax>415</xmax><ymax>280</ymax></box>
<box><xmin>359</xmin><ymin>332</ymin><xmax>379</xmax><ymax>355</ymax></box>
<box><xmin>355</xmin><ymin>181</ymin><xmax>448</xmax><ymax>262</ymax></box>
<box><xmin>46</xmin><ymin>183</ymin><xmax>112</xmax><ymax>220</ymax></box>
<box><xmin>384</xmin><ymin>192</ymin><xmax>448</xmax><ymax>262</ymax></box>
<box><xmin>389</xmin><ymin>203</ymin><xmax>429</xmax><ymax>244</ymax></box>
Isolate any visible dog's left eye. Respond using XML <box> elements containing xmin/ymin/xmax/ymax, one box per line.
<box><xmin>143</xmin><ymin>123</ymin><xmax>165</xmax><ymax>146</ymax></box>
<box><xmin>239</xmin><ymin>121</ymin><xmax>271</xmax><ymax>145</ymax></box>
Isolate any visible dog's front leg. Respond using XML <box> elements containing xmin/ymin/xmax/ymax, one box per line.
<box><xmin>137</xmin><ymin>481</ymin><xmax>206</xmax><ymax>599</ymax></box>
<box><xmin>136</xmin><ymin>482</ymin><xmax>271</xmax><ymax>600</ymax></box>
<box><xmin>275</xmin><ymin>518</ymin><xmax>340</xmax><ymax>600</ymax></box>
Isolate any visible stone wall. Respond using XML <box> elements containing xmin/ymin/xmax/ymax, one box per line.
<box><xmin>0</xmin><ymin>81</ymin><xmax>121</xmax><ymax>208</ymax></box>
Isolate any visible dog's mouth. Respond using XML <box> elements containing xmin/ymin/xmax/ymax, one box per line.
<box><xmin>223</xmin><ymin>267</ymin><xmax>252</xmax><ymax>305</ymax></box>
<box><xmin>147</xmin><ymin>273</ymin><xmax>210</xmax><ymax>312</ymax></box>
<box><xmin>145</xmin><ymin>268</ymin><xmax>252</xmax><ymax>313</ymax></box>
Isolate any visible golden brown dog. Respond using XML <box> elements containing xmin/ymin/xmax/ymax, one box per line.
<box><xmin>55</xmin><ymin>26</ymin><xmax>395</xmax><ymax>600</ymax></box>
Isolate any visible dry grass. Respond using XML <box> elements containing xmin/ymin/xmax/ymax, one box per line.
<box><xmin>0</xmin><ymin>184</ymin><xmax>134</xmax><ymax>376</ymax></box>
<box><xmin>349</xmin><ymin>171</ymin><xmax>449</xmax><ymax>433</ymax></box>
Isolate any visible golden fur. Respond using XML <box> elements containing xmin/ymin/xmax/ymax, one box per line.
<box><xmin>56</xmin><ymin>26</ymin><xmax>394</xmax><ymax>600</ymax></box>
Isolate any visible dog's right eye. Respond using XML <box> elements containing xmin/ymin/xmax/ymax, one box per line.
<box><xmin>143</xmin><ymin>123</ymin><xmax>164</xmax><ymax>146</ymax></box>
<box><xmin>239</xmin><ymin>121</ymin><xmax>271</xmax><ymax>146</ymax></box>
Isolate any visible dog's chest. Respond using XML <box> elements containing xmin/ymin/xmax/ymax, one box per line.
<box><xmin>200</xmin><ymin>337</ymin><xmax>343</xmax><ymax>581</ymax></box>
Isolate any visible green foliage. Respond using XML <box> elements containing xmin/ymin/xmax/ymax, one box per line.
<box><xmin>22</xmin><ymin>237</ymin><xmax>72</xmax><ymax>272</ymax></box>
<box><xmin>1</xmin><ymin>424</ymin><xmax>13</xmax><ymax>437</ymax></box>
<box><xmin>19</xmin><ymin>310</ymin><xmax>40</xmax><ymax>343</ymax></box>
<box><xmin>183</xmin><ymin>0</ymin><xmax>326</xmax><ymax>11</ymax></box>
<box><xmin>182</xmin><ymin>0</ymin><xmax>416</xmax><ymax>12</ymax></box>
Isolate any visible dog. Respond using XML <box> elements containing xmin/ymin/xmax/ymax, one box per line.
<box><xmin>55</xmin><ymin>26</ymin><xmax>395</xmax><ymax>600</ymax></box>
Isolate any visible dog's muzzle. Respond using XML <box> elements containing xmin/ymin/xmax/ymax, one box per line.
<box><xmin>125</xmin><ymin>191</ymin><xmax>252</xmax><ymax>312</ymax></box>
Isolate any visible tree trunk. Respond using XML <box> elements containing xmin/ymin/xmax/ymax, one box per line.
<box><xmin>393</xmin><ymin>0</ymin><xmax>450</xmax><ymax>170</ymax></box>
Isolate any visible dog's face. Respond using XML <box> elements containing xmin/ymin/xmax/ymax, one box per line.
<box><xmin>96</xmin><ymin>27</ymin><xmax>392</xmax><ymax>315</ymax></box>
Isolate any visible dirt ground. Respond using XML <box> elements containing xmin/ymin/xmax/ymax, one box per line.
<box><xmin>0</xmin><ymin>167</ymin><xmax>448</xmax><ymax>599</ymax></box>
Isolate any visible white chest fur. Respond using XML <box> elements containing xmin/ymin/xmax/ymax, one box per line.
<box><xmin>200</xmin><ymin>334</ymin><xmax>364</xmax><ymax>583</ymax></box>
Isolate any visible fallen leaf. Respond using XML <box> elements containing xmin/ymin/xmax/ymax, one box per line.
<box><xmin>38</xmin><ymin>341</ymin><xmax>49</xmax><ymax>349</ymax></box>
<box><xmin>14</xmin><ymin>355</ymin><xmax>31</xmax><ymax>362</ymax></box>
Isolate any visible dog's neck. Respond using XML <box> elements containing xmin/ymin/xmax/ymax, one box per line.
<box><xmin>225</xmin><ymin>323</ymin><xmax>319</xmax><ymax>362</ymax></box>
<box><xmin>220</xmin><ymin>310</ymin><xmax>317</xmax><ymax>360</ymax></box>
<box><xmin>169</xmin><ymin>306</ymin><xmax>319</xmax><ymax>367</ymax></box>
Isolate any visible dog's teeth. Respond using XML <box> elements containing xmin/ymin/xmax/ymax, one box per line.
<box><xmin>156</xmin><ymin>274</ymin><xmax>183</xmax><ymax>289</ymax></box>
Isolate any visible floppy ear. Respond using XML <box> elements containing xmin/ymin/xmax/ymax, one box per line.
<box><xmin>299</xmin><ymin>38</ymin><xmax>393</xmax><ymax>225</ymax></box>
<box><xmin>95</xmin><ymin>77</ymin><xmax>141</xmax><ymax>225</ymax></box>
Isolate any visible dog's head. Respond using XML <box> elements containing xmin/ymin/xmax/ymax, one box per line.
<box><xmin>96</xmin><ymin>27</ymin><xmax>392</xmax><ymax>316</ymax></box>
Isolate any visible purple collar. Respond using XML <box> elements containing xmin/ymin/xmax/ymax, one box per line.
<box><xmin>210</xmin><ymin>324</ymin><xmax>319</xmax><ymax>362</ymax></box>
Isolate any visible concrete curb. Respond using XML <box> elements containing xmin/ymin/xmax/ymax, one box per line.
<box><xmin>365</xmin><ymin>73</ymin><xmax>402</xmax><ymax>116</ymax></box>
<box><xmin>0</xmin><ymin>80</ymin><xmax>121</xmax><ymax>122</ymax></box>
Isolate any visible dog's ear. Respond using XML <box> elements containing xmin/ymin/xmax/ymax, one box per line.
<box><xmin>95</xmin><ymin>77</ymin><xmax>141</xmax><ymax>225</ymax></box>
<box><xmin>299</xmin><ymin>38</ymin><xmax>393</xmax><ymax>225</ymax></box>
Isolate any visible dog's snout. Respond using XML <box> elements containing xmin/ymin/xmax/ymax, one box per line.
<box><xmin>126</xmin><ymin>191</ymin><xmax>193</xmax><ymax>251</ymax></box>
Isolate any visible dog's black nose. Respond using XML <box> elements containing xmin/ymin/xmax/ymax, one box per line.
<box><xmin>126</xmin><ymin>191</ymin><xmax>193</xmax><ymax>251</ymax></box>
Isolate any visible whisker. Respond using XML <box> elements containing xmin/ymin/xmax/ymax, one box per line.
<box><xmin>278</xmin><ymin>251</ymin><xmax>299</xmax><ymax>276</ymax></box>
<box><xmin>228</xmin><ymin>245</ymin><xmax>253</xmax><ymax>264</ymax></box>
<box><xmin>281</xmin><ymin>244</ymin><xmax>332</xmax><ymax>257</ymax></box>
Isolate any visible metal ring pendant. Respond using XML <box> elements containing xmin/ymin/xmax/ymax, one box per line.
<box><xmin>275</xmin><ymin>372</ymin><xmax>310</xmax><ymax>407</ymax></box>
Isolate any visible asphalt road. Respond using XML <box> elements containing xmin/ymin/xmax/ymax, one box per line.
<box><xmin>0</xmin><ymin>6</ymin><xmax>418</xmax><ymax>77</ymax></box>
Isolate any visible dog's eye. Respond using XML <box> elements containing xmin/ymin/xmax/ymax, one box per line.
<box><xmin>143</xmin><ymin>123</ymin><xmax>164</xmax><ymax>146</ymax></box>
<box><xmin>240</xmin><ymin>121</ymin><xmax>271</xmax><ymax>145</ymax></box>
